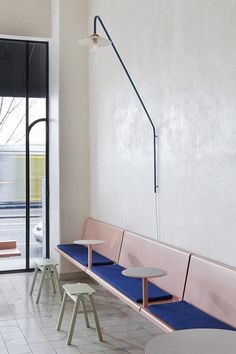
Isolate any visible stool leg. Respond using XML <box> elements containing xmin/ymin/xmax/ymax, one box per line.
<box><xmin>89</xmin><ymin>294</ymin><xmax>102</xmax><ymax>341</ymax></box>
<box><xmin>52</xmin><ymin>265</ymin><xmax>63</xmax><ymax>299</ymax></box>
<box><xmin>48</xmin><ymin>266</ymin><xmax>56</xmax><ymax>293</ymax></box>
<box><xmin>36</xmin><ymin>266</ymin><xmax>47</xmax><ymax>304</ymax></box>
<box><xmin>57</xmin><ymin>290</ymin><xmax>68</xmax><ymax>330</ymax></box>
<box><xmin>67</xmin><ymin>295</ymin><xmax>80</xmax><ymax>345</ymax></box>
<box><xmin>30</xmin><ymin>266</ymin><xmax>38</xmax><ymax>295</ymax></box>
<box><xmin>80</xmin><ymin>294</ymin><xmax>90</xmax><ymax>328</ymax></box>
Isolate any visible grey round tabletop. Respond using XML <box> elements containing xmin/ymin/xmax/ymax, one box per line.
<box><xmin>145</xmin><ymin>329</ymin><xmax>236</xmax><ymax>354</ymax></box>
<box><xmin>122</xmin><ymin>267</ymin><xmax>167</xmax><ymax>278</ymax></box>
<box><xmin>73</xmin><ymin>239</ymin><xmax>105</xmax><ymax>245</ymax></box>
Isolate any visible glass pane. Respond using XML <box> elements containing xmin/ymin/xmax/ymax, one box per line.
<box><xmin>29</xmin><ymin>122</ymin><xmax>46</xmax><ymax>267</ymax></box>
<box><xmin>29</xmin><ymin>42</ymin><xmax>47</xmax><ymax>126</ymax></box>
<box><xmin>0</xmin><ymin>40</ymin><xmax>26</xmax><ymax>271</ymax></box>
<box><xmin>28</xmin><ymin>42</ymin><xmax>47</xmax><ymax>267</ymax></box>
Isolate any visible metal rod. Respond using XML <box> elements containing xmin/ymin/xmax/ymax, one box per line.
<box><xmin>25</xmin><ymin>42</ymin><xmax>30</xmax><ymax>269</ymax></box>
<box><xmin>28</xmin><ymin>118</ymin><xmax>46</xmax><ymax>132</ymax></box>
<box><xmin>93</xmin><ymin>15</ymin><xmax>158</xmax><ymax>193</ymax></box>
<box><xmin>45</xmin><ymin>42</ymin><xmax>50</xmax><ymax>259</ymax></box>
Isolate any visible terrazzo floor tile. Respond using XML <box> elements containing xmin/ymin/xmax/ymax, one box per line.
<box><xmin>0</xmin><ymin>272</ymin><xmax>164</xmax><ymax>353</ymax></box>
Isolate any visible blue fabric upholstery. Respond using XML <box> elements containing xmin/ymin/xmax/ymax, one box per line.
<box><xmin>57</xmin><ymin>244</ymin><xmax>113</xmax><ymax>266</ymax></box>
<box><xmin>149</xmin><ymin>300</ymin><xmax>235</xmax><ymax>330</ymax></box>
<box><xmin>92</xmin><ymin>264</ymin><xmax>173</xmax><ymax>303</ymax></box>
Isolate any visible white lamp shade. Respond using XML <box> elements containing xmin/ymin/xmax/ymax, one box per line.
<box><xmin>78</xmin><ymin>34</ymin><xmax>111</xmax><ymax>49</ymax></box>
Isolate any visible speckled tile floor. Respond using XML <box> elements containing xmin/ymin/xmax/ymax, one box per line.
<box><xmin>0</xmin><ymin>272</ymin><xmax>163</xmax><ymax>353</ymax></box>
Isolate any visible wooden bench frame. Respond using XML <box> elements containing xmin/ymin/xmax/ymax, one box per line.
<box><xmin>56</xmin><ymin>218</ymin><xmax>190</xmax><ymax>315</ymax></box>
<box><xmin>56</xmin><ymin>218</ymin><xmax>236</xmax><ymax>332</ymax></box>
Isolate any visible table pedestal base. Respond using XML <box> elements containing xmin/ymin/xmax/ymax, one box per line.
<box><xmin>142</xmin><ymin>278</ymin><xmax>148</xmax><ymax>308</ymax></box>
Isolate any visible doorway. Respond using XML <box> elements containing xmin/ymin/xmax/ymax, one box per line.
<box><xmin>0</xmin><ymin>39</ymin><xmax>49</xmax><ymax>272</ymax></box>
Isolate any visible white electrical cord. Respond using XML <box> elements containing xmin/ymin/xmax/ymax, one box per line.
<box><xmin>154</xmin><ymin>134</ymin><xmax>160</xmax><ymax>241</ymax></box>
<box><xmin>155</xmin><ymin>189</ymin><xmax>160</xmax><ymax>240</ymax></box>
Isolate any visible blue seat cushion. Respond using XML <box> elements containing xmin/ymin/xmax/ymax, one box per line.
<box><xmin>57</xmin><ymin>244</ymin><xmax>113</xmax><ymax>266</ymax></box>
<box><xmin>149</xmin><ymin>300</ymin><xmax>235</xmax><ymax>330</ymax></box>
<box><xmin>92</xmin><ymin>264</ymin><xmax>173</xmax><ymax>303</ymax></box>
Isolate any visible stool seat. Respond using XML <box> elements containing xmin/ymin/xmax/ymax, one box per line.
<box><xmin>30</xmin><ymin>259</ymin><xmax>62</xmax><ymax>303</ymax></box>
<box><xmin>63</xmin><ymin>283</ymin><xmax>95</xmax><ymax>295</ymax></box>
<box><xmin>57</xmin><ymin>282</ymin><xmax>102</xmax><ymax>345</ymax></box>
<box><xmin>35</xmin><ymin>259</ymin><xmax>58</xmax><ymax>267</ymax></box>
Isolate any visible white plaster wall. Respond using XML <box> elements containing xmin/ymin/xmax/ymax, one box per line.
<box><xmin>56</xmin><ymin>0</ymin><xmax>89</xmax><ymax>273</ymax></box>
<box><xmin>0</xmin><ymin>0</ymin><xmax>51</xmax><ymax>38</ymax></box>
<box><xmin>49</xmin><ymin>0</ymin><xmax>60</xmax><ymax>265</ymax></box>
<box><xmin>88</xmin><ymin>0</ymin><xmax>236</xmax><ymax>266</ymax></box>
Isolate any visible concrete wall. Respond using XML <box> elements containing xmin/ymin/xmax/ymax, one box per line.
<box><xmin>0</xmin><ymin>0</ymin><xmax>51</xmax><ymax>38</ymax></box>
<box><xmin>88</xmin><ymin>0</ymin><xmax>236</xmax><ymax>266</ymax></box>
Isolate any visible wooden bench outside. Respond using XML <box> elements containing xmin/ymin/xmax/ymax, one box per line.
<box><xmin>0</xmin><ymin>240</ymin><xmax>21</xmax><ymax>257</ymax></box>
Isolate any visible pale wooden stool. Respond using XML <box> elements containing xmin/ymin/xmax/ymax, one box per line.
<box><xmin>30</xmin><ymin>259</ymin><xmax>62</xmax><ymax>303</ymax></box>
<box><xmin>56</xmin><ymin>283</ymin><xmax>102</xmax><ymax>345</ymax></box>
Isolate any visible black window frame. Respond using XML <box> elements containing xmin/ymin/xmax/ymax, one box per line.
<box><xmin>0</xmin><ymin>38</ymin><xmax>49</xmax><ymax>274</ymax></box>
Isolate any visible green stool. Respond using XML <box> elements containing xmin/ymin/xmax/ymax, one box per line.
<box><xmin>57</xmin><ymin>283</ymin><xmax>102</xmax><ymax>345</ymax></box>
<box><xmin>30</xmin><ymin>259</ymin><xmax>62</xmax><ymax>303</ymax></box>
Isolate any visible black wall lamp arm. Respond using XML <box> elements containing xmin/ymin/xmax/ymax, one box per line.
<box><xmin>93</xmin><ymin>15</ymin><xmax>158</xmax><ymax>193</ymax></box>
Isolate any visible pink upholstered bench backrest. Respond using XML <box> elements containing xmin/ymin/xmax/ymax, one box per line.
<box><xmin>82</xmin><ymin>218</ymin><xmax>124</xmax><ymax>263</ymax></box>
<box><xmin>119</xmin><ymin>231</ymin><xmax>190</xmax><ymax>299</ymax></box>
<box><xmin>184</xmin><ymin>255</ymin><xmax>236</xmax><ymax>327</ymax></box>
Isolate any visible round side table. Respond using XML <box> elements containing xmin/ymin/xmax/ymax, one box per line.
<box><xmin>145</xmin><ymin>329</ymin><xmax>236</xmax><ymax>354</ymax></box>
<box><xmin>122</xmin><ymin>267</ymin><xmax>167</xmax><ymax>308</ymax></box>
<box><xmin>73</xmin><ymin>239</ymin><xmax>105</xmax><ymax>269</ymax></box>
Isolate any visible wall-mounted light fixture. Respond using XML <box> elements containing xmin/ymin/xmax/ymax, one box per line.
<box><xmin>79</xmin><ymin>15</ymin><xmax>158</xmax><ymax>193</ymax></box>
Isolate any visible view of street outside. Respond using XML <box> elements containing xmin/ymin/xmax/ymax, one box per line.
<box><xmin>0</xmin><ymin>207</ymin><xmax>42</xmax><ymax>270</ymax></box>
<box><xmin>0</xmin><ymin>97</ymin><xmax>46</xmax><ymax>271</ymax></box>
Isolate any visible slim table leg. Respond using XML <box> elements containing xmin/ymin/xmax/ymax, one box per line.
<box><xmin>142</xmin><ymin>278</ymin><xmax>148</xmax><ymax>308</ymax></box>
<box><xmin>88</xmin><ymin>245</ymin><xmax>92</xmax><ymax>269</ymax></box>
